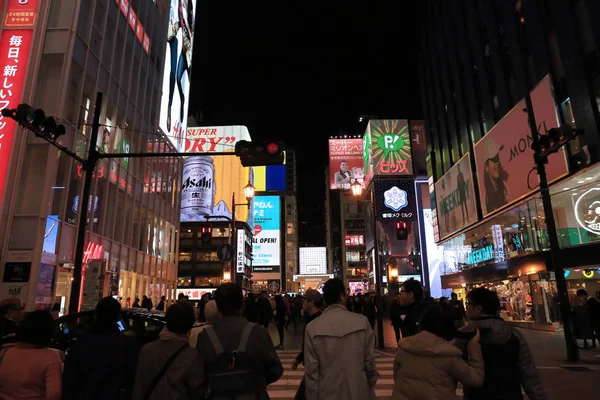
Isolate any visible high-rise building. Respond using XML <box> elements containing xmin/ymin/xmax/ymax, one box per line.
<box><xmin>420</xmin><ymin>0</ymin><xmax>600</xmax><ymax>329</ymax></box>
<box><xmin>0</xmin><ymin>0</ymin><xmax>191</xmax><ymax>313</ymax></box>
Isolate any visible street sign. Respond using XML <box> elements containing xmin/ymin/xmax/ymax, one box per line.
<box><xmin>216</xmin><ymin>244</ymin><xmax>234</xmax><ymax>262</ymax></box>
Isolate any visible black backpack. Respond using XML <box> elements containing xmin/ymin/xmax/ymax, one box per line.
<box><xmin>203</xmin><ymin>323</ymin><xmax>261</xmax><ymax>400</ymax></box>
<box><xmin>465</xmin><ymin>332</ymin><xmax>523</xmax><ymax>400</ymax></box>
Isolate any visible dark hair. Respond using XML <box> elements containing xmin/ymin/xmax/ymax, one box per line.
<box><xmin>577</xmin><ymin>289</ymin><xmax>588</xmax><ymax>297</ymax></box>
<box><xmin>484</xmin><ymin>159</ymin><xmax>508</xmax><ymax>212</ymax></box>
<box><xmin>401</xmin><ymin>279</ymin><xmax>424</xmax><ymax>302</ymax></box>
<box><xmin>215</xmin><ymin>283</ymin><xmax>243</xmax><ymax>316</ymax></box>
<box><xmin>18</xmin><ymin>310</ymin><xmax>55</xmax><ymax>347</ymax></box>
<box><xmin>95</xmin><ymin>296</ymin><xmax>121</xmax><ymax>326</ymax></box>
<box><xmin>467</xmin><ymin>288</ymin><xmax>500</xmax><ymax>315</ymax></box>
<box><xmin>51</xmin><ymin>303</ymin><xmax>61</xmax><ymax>312</ymax></box>
<box><xmin>418</xmin><ymin>305</ymin><xmax>456</xmax><ymax>341</ymax></box>
<box><xmin>166</xmin><ymin>303</ymin><xmax>195</xmax><ymax>334</ymax></box>
<box><xmin>323</xmin><ymin>278</ymin><xmax>345</xmax><ymax>306</ymax></box>
<box><xmin>161</xmin><ymin>296</ymin><xmax>166</xmax><ymax>301</ymax></box>
<box><xmin>451</xmin><ymin>293</ymin><xmax>458</xmax><ymax>300</ymax></box>
<box><xmin>178</xmin><ymin>292</ymin><xmax>186</xmax><ymax>300</ymax></box>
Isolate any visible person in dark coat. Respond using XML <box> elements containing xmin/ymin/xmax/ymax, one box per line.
<box><xmin>575</xmin><ymin>289</ymin><xmax>598</xmax><ymax>348</ymax></box>
<box><xmin>62</xmin><ymin>297</ymin><xmax>141</xmax><ymax>400</ymax></box>
<box><xmin>291</xmin><ymin>289</ymin><xmax>323</xmax><ymax>400</ymax></box>
<box><xmin>397</xmin><ymin>279</ymin><xmax>425</xmax><ymax>339</ymax></box>
<box><xmin>132</xmin><ymin>298</ymin><xmax>141</xmax><ymax>308</ymax></box>
<box><xmin>450</xmin><ymin>292</ymin><xmax>466</xmax><ymax>329</ymax></box>
<box><xmin>197</xmin><ymin>294</ymin><xmax>208</xmax><ymax>323</ymax></box>
<box><xmin>353</xmin><ymin>294</ymin><xmax>363</xmax><ymax>314</ymax></box>
<box><xmin>244</xmin><ymin>292</ymin><xmax>258</xmax><ymax>323</ymax></box>
<box><xmin>257</xmin><ymin>291</ymin><xmax>273</xmax><ymax>329</ymax></box>
<box><xmin>0</xmin><ymin>298</ymin><xmax>23</xmax><ymax>347</ymax></box>
<box><xmin>274</xmin><ymin>295</ymin><xmax>286</xmax><ymax>349</ymax></box>
<box><xmin>390</xmin><ymin>293</ymin><xmax>403</xmax><ymax>343</ymax></box>
<box><xmin>155</xmin><ymin>296</ymin><xmax>166</xmax><ymax>311</ymax></box>
<box><xmin>141</xmin><ymin>295</ymin><xmax>153</xmax><ymax>311</ymax></box>
<box><xmin>363</xmin><ymin>295</ymin><xmax>377</xmax><ymax>329</ymax></box>
<box><xmin>346</xmin><ymin>296</ymin><xmax>355</xmax><ymax>312</ymax></box>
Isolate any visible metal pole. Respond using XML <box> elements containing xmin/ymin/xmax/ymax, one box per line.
<box><xmin>371</xmin><ymin>188</ymin><xmax>385</xmax><ymax>349</ymax></box>
<box><xmin>515</xmin><ymin>7</ymin><xmax>579</xmax><ymax>362</ymax></box>
<box><xmin>68</xmin><ymin>92</ymin><xmax>102</xmax><ymax>314</ymax></box>
<box><xmin>231</xmin><ymin>192</ymin><xmax>236</xmax><ymax>285</ymax></box>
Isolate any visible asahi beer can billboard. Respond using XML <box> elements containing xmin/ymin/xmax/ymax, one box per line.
<box><xmin>181</xmin><ymin>156</ymin><xmax>215</xmax><ymax>220</ymax></box>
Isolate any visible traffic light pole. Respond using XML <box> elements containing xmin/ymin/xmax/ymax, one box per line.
<box><xmin>516</xmin><ymin>6</ymin><xmax>579</xmax><ymax>362</ymax></box>
<box><xmin>68</xmin><ymin>92</ymin><xmax>102</xmax><ymax>314</ymax></box>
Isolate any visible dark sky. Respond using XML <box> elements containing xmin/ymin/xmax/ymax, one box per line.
<box><xmin>189</xmin><ymin>1</ymin><xmax>423</xmax><ymax>246</ymax></box>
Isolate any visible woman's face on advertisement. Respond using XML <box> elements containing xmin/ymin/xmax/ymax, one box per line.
<box><xmin>485</xmin><ymin>157</ymin><xmax>501</xmax><ymax>179</ymax></box>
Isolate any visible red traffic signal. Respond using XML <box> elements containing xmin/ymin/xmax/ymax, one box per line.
<box><xmin>396</xmin><ymin>220</ymin><xmax>409</xmax><ymax>240</ymax></box>
<box><xmin>533</xmin><ymin>125</ymin><xmax>583</xmax><ymax>158</ymax></box>
<box><xmin>235</xmin><ymin>140</ymin><xmax>284</xmax><ymax>167</ymax></box>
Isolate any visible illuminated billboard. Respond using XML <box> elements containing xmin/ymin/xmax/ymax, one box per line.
<box><xmin>159</xmin><ymin>0</ymin><xmax>197</xmax><ymax>151</ymax></box>
<box><xmin>474</xmin><ymin>75</ymin><xmax>568</xmax><ymax>217</ymax></box>
<box><xmin>299</xmin><ymin>247</ymin><xmax>327</xmax><ymax>275</ymax></box>
<box><xmin>181</xmin><ymin>126</ymin><xmax>253</xmax><ymax>223</ymax></box>
<box><xmin>329</xmin><ymin>139</ymin><xmax>364</xmax><ymax>190</ymax></box>
<box><xmin>364</xmin><ymin>120</ymin><xmax>413</xmax><ymax>186</ymax></box>
<box><xmin>0</xmin><ymin>0</ymin><xmax>38</xmax><ymax>210</ymax></box>
<box><xmin>252</xmin><ymin>196</ymin><xmax>280</xmax><ymax>271</ymax></box>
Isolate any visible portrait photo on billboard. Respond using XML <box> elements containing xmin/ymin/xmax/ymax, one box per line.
<box><xmin>329</xmin><ymin>138</ymin><xmax>364</xmax><ymax>190</ymax></box>
<box><xmin>434</xmin><ymin>153</ymin><xmax>478</xmax><ymax>239</ymax></box>
<box><xmin>373</xmin><ymin>179</ymin><xmax>420</xmax><ymax>276</ymax></box>
<box><xmin>368</xmin><ymin>120</ymin><xmax>413</xmax><ymax>177</ymax></box>
<box><xmin>474</xmin><ymin>75</ymin><xmax>568</xmax><ymax>217</ymax></box>
<box><xmin>159</xmin><ymin>0</ymin><xmax>197</xmax><ymax>151</ymax></box>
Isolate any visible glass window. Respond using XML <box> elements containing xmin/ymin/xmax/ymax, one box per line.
<box><xmin>440</xmin><ymin>197</ymin><xmax>546</xmax><ymax>275</ymax></box>
<box><xmin>48</xmin><ymin>0</ymin><xmax>76</xmax><ymax>28</ymax></box>
<box><xmin>180</xmin><ymin>229</ymin><xmax>194</xmax><ymax>239</ymax></box>
<box><xmin>177</xmin><ymin>277</ymin><xmax>192</xmax><ymax>287</ymax></box>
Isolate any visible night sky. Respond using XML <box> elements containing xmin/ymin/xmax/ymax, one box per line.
<box><xmin>189</xmin><ymin>1</ymin><xmax>423</xmax><ymax>246</ymax></box>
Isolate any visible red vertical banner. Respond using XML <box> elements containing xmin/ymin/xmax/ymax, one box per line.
<box><xmin>136</xmin><ymin>21</ymin><xmax>144</xmax><ymax>43</ymax></box>
<box><xmin>127</xmin><ymin>8</ymin><xmax>137</xmax><ymax>31</ymax></box>
<box><xmin>142</xmin><ymin>33</ymin><xmax>150</xmax><ymax>54</ymax></box>
<box><xmin>0</xmin><ymin>29</ymin><xmax>34</xmax><ymax>208</ymax></box>
<box><xmin>4</xmin><ymin>0</ymin><xmax>39</xmax><ymax>28</ymax></box>
<box><xmin>120</xmin><ymin>0</ymin><xmax>129</xmax><ymax>17</ymax></box>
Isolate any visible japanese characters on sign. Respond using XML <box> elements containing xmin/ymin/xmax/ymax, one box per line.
<box><xmin>113</xmin><ymin>0</ymin><xmax>151</xmax><ymax>55</ymax></box>
<box><xmin>344</xmin><ymin>235</ymin><xmax>364</xmax><ymax>246</ymax></box>
<box><xmin>328</xmin><ymin>138</ymin><xmax>364</xmax><ymax>190</ymax></box>
<box><xmin>252</xmin><ymin>196</ymin><xmax>281</xmax><ymax>271</ymax></box>
<box><xmin>365</xmin><ymin>120</ymin><xmax>414</xmax><ymax>179</ymax></box>
<box><xmin>0</xmin><ymin>28</ymin><xmax>34</xmax><ymax>210</ymax></box>
<box><xmin>4</xmin><ymin>0</ymin><xmax>39</xmax><ymax>28</ymax></box>
<box><xmin>236</xmin><ymin>229</ymin><xmax>245</xmax><ymax>273</ymax></box>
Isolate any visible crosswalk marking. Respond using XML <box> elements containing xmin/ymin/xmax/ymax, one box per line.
<box><xmin>269</xmin><ymin>350</ymin><xmax>396</xmax><ymax>400</ymax></box>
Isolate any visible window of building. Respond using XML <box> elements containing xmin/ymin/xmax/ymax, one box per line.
<box><xmin>177</xmin><ymin>277</ymin><xmax>192</xmax><ymax>287</ymax></box>
<box><xmin>195</xmin><ymin>277</ymin><xmax>223</xmax><ymax>287</ymax></box>
<box><xmin>196</xmin><ymin>251</ymin><xmax>218</xmax><ymax>262</ymax></box>
<box><xmin>180</xmin><ymin>229</ymin><xmax>194</xmax><ymax>239</ymax></box>
<box><xmin>179</xmin><ymin>252</ymin><xmax>192</xmax><ymax>262</ymax></box>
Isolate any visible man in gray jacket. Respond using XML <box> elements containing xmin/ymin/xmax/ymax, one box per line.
<box><xmin>132</xmin><ymin>303</ymin><xmax>203</xmax><ymax>400</ymax></box>
<box><xmin>304</xmin><ymin>278</ymin><xmax>378</xmax><ymax>400</ymax></box>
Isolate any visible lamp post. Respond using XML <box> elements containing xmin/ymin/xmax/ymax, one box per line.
<box><xmin>352</xmin><ymin>179</ymin><xmax>385</xmax><ymax>349</ymax></box>
<box><xmin>231</xmin><ymin>182</ymin><xmax>255</xmax><ymax>286</ymax></box>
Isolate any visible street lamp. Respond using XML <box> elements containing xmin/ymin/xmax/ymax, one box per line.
<box><xmin>351</xmin><ymin>179</ymin><xmax>385</xmax><ymax>349</ymax></box>
<box><xmin>231</xmin><ymin>181</ymin><xmax>255</xmax><ymax>286</ymax></box>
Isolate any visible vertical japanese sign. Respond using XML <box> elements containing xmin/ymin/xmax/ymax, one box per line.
<box><xmin>0</xmin><ymin>0</ymin><xmax>38</xmax><ymax>210</ymax></box>
<box><xmin>252</xmin><ymin>196</ymin><xmax>281</xmax><ymax>272</ymax></box>
<box><xmin>236</xmin><ymin>228</ymin><xmax>245</xmax><ymax>273</ymax></box>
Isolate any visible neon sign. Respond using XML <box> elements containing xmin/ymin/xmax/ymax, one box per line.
<box><xmin>574</xmin><ymin>188</ymin><xmax>600</xmax><ymax>235</ymax></box>
<box><xmin>468</xmin><ymin>245</ymin><xmax>494</xmax><ymax>265</ymax></box>
<box><xmin>82</xmin><ymin>242</ymin><xmax>103</xmax><ymax>266</ymax></box>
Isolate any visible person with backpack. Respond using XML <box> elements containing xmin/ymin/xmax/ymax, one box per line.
<box><xmin>304</xmin><ymin>278</ymin><xmax>378</xmax><ymax>400</ymax></box>
<box><xmin>132</xmin><ymin>303</ymin><xmax>203</xmax><ymax>400</ymax></box>
<box><xmin>459</xmin><ymin>288</ymin><xmax>546</xmax><ymax>400</ymax></box>
<box><xmin>195</xmin><ymin>283</ymin><xmax>283</xmax><ymax>399</ymax></box>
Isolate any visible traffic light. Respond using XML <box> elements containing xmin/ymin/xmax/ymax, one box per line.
<box><xmin>200</xmin><ymin>226</ymin><xmax>212</xmax><ymax>244</ymax></box>
<box><xmin>396</xmin><ymin>220</ymin><xmax>409</xmax><ymax>240</ymax></box>
<box><xmin>533</xmin><ymin>125</ymin><xmax>583</xmax><ymax>158</ymax></box>
<box><xmin>1</xmin><ymin>103</ymin><xmax>66</xmax><ymax>141</ymax></box>
<box><xmin>235</xmin><ymin>140</ymin><xmax>284</xmax><ymax>167</ymax></box>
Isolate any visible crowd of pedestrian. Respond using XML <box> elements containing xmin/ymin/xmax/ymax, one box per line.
<box><xmin>0</xmin><ymin>277</ymin><xmax>564</xmax><ymax>400</ymax></box>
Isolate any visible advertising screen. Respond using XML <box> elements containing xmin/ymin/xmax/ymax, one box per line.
<box><xmin>176</xmin><ymin>287</ymin><xmax>216</xmax><ymax>301</ymax></box>
<box><xmin>423</xmin><ymin>209</ymin><xmax>447</xmax><ymax>299</ymax></box>
<box><xmin>159</xmin><ymin>0</ymin><xmax>198</xmax><ymax>151</ymax></box>
<box><xmin>366</xmin><ymin>120</ymin><xmax>413</xmax><ymax>179</ymax></box>
<box><xmin>373</xmin><ymin>179</ymin><xmax>420</xmax><ymax>276</ymax></box>
<box><xmin>43</xmin><ymin>215</ymin><xmax>60</xmax><ymax>254</ymax></box>
<box><xmin>474</xmin><ymin>75</ymin><xmax>568</xmax><ymax>217</ymax></box>
<box><xmin>344</xmin><ymin>235</ymin><xmax>364</xmax><ymax>246</ymax></box>
<box><xmin>0</xmin><ymin>1</ymin><xmax>38</xmax><ymax>210</ymax></box>
<box><xmin>434</xmin><ymin>153</ymin><xmax>478</xmax><ymax>239</ymax></box>
<box><xmin>299</xmin><ymin>247</ymin><xmax>327</xmax><ymax>275</ymax></box>
<box><xmin>329</xmin><ymin>139</ymin><xmax>364</xmax><ymax>190</ymax></box>
<box><xmin>252</xmin><ymin>196</ymin><xmax>281</xmax><ymax>271</ymax></box>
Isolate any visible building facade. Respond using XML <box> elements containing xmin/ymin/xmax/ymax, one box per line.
<box><xmin>0</xmin><ymin>0</ymin><xmax>183</xmax><ymax>313</ymax></box>
<box><xmin>420</xmin><ymin>0</ymin><xmax>600</xmax><ymax>329</ymax></box>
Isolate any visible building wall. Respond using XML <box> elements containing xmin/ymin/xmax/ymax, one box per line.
<box><xmin>0</xmin><ymin>0</ymin><xmax>180</xmax><ymax>312</ymax></box>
